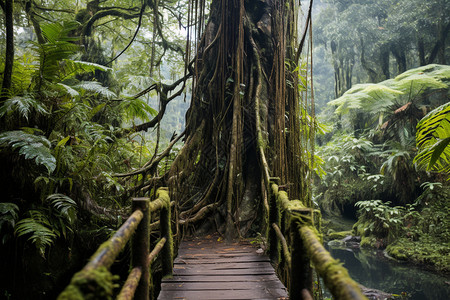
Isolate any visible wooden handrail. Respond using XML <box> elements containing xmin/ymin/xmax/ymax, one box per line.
<box><xmin>58</xmin><ymin>188</ymin><xmax>173</xmax><ymax>300</ymax></box>
<box><xmin>268</xmin><ymin>182</ymin><xmax>367</xmax><ymax>300</ymax></box>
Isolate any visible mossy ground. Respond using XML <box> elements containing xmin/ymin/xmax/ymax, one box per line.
<box><xmin>386</xmin><ymin>236</ymin><xmax>450</xmax><ymax>273</ymax></box>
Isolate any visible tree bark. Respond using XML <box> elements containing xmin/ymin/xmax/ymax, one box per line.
<box><xmin>1</xmin><ymin>0</ymin><xmax>14</xmax><ymax>102</ymax></box>
<box><xmin>168</xmin><ymin>0</ymin><xmax>306</xmax><ymax>238</ymax></box>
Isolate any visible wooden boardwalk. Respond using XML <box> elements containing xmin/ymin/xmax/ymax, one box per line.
<box><xmin>158</xmin><ymin>235</ymin><xmax>288</xmax><ymax>300</ymax></box>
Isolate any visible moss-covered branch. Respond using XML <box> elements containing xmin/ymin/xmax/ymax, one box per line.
<box><xmin>300</xmin><ymin>226</ymin><xmax>367</xmax><ymax>300</ymax></box>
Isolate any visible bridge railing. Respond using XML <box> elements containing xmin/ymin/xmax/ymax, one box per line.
<box><xmin>58</xmin><ymin>188</ymin><xmax>173</xmax><ymax>300</ymax></box>
<box><xmin>268</xmin><ymin>181</ymin><xmax>367</xmax><ymax>300</ymax></box>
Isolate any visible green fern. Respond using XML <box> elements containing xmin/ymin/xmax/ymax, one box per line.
<box><xmin>329</xmin><ymin>64</ymin><xmax>450</xmax><ymax>116</ymax></box>
<box><xmin>119</xmin><ymin>97</ymin><xmax>158</xmax><ymax>122</ymax></box>
<box><xmin>0</xmin><ymin>95</ymin><xmax>49</xmax><ymax>121</ymax></box>
<box><xmin>75</xmin><ymin>81</ymin><xmax>117</xmax><ymax>99</ymax></box>
<box><xmin>329</xmin><ymin>83</ymin><xmax>403</xmax><ymax>114</ymax></box>
<box><xmin>59</xmin><ymin>60</ymin><xmax>111</xmax><ymax>82</ymax></box>
<box><xmin>0</xmin><ymin>203</ymin><xmax>19</xmax><ymax>244</ymax></box>
<box><xmin>32</xmin><ymin>21</ymin><xmax>111</xmax><ymax>86</ymax></box>
<box><xmin>47</xmin><ymin>194</ymin><xmax>77</xmax><ymax>225</ymax></box>
<box><xmin>414</xmin><ymin>102</ymin><xmax>450</xmax><ymax>174</ymax></box>
<box><xmin>15</xmin><ymin>210</ymin><xmax>57</xmax><ymax>257</ymax></box>
<box><xmin>0</xmin><ymin>131</ymin><xmax>56</xmax><ymax>174</ymax></box>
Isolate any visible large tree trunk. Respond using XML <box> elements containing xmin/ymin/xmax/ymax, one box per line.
<box><xmin>1</xmin><ymin>0</ymin><xmax>14</xmax><ymax>102</ymax></box>
<box><xmin>168</xmin><ymin>0</ymin><xmax>307</xmax><ymax>238</ymax></box>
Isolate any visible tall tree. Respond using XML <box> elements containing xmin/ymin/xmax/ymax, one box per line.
<box><xmin>1</xmin><ymin>0</ymin><xmax>14</xmax><ymax>102</ymax></box>
<box><xmin>168</xmin><ymin>0</ymin><xmax>313</xmax><ymax>238</ymax></box>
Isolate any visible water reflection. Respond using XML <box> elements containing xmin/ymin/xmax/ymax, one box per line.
<box><xmin>326</xmin><ymin>245</ymin><xmax>450</xmax><ymax>300</ymax></box>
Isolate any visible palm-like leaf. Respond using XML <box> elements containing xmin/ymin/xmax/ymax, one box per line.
<box><xmin>414</xmin><ymin>102</ymin><xmax>450</xmax><ymax>174</ymax></box>
<box><xmin>0</xmin><ymin>95</ymin><xmax>49</xmax><ymax>121</ymax></box>
<box><xmin>329</xmin><ymin>64</ymin><xmax>450</xmax><ymax>116</ymax></box>
<box><xmin>46</xmin><ymin>194</ymin><xmax>77</xmax><ymax>224</ymax></box>
<box><xmin>0</xmin><ymin>131</ymin><xmax>56</xmax><ymax>174</ymax></box>
<box><xmin>32</xmin><ymin>21</ymin><xmax>110</xmax><ymax>85</ymax></box>
<box><xmin>15</xmin><ymin>210</ymin><xmax>57</xmax><ymax>257</ymax></box>
<box><xmin>74</xmin><ymin>81</ymin><xmax>117</xmax><ymax>99</ymax></box>
<box><xmin>59</xmin><ymin>60</ymin><xmax>111</xmax><ymax>82</ymax></box>
<box><xmin>119</xmin><ymin>97</ymin><xmax>158</xmax><ymax>122</ymax></box>
<box><xmin>329</xmin><ymin>83</ymin><xmax>403</xmax><ymax>114</ymax></box>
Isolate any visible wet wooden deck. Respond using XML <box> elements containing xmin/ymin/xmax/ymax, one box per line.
<box><xmin>158</xmin><ymin>235</ymin><xmax>288</xmax><ymax>300</ymax></box>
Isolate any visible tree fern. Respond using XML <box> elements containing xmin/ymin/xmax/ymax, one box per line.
<box><xmin>59</xmin><ymin>60</ymin><xmax>111</xmax><ymax>82</ymax></box>
<box><xmin>329</xmin><ymin>64</ymin><xmax>450</xmax><ymax>116</ymax></box>
<box><xmin>15</xmin><ymin>210</ymin><xmax>57</xmax><ymax>257</ymax></box>
<box><xmin>31</xmin><ymin>21</ymin><xmax>111</xmax><ymax>86</ymax></box>
<box><xmin>329</xmin><ymin>83</ymin><xmax>403</xmax><ymax>114</ymax></box>
<box><xmin>414</xmin><ymin>102</ymin><xmax>450</xmax><ymax>175</ymax></box>
<box><xmin>0</xmin><ymin>95</ymin><xmax>49</xmax><ymax>121</ymax></box>
<box><xmin>74</xmin><ymin>81</ymin><xmax>117</xmax><ymax>99</ymax></box>
<box><xmin>0</xmin><ymin>131</ymin><xmax>56</xmax><ymax>174</ymax></box>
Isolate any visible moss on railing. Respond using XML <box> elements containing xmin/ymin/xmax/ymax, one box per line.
<box><xmin>268</xmin><ymin>181</ymin><xmax>368</xmax><ymax>300</ymax></box>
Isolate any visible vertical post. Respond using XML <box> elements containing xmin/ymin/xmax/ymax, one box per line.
<box><xmin>290</xmin><ymin>218</ymin><xmax>312</xmax><ymax>300</ymax></box>
<box><xmin>158</xmin><ymin>188</ymin><xmax>173</xmax><ymax>277</ymax></box>
<box><xmin>132</xmin><ymin>198</ymin><xmax>150</xmax><ymax>300</ymax></box>
<box><xmin>268</xmin><ymin>180</ymin><xmax>280</xmax><ymax>264</ymax></box>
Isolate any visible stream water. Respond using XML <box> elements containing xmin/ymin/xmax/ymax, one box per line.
<box><xmin>326</xmin><ymin>245</ymin><xmax>450</xmax><ymax>299</ymax></box>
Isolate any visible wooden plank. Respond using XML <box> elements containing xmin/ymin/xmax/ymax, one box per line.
<box><xmin>161</xmin><ymin>281</ymin><xmax>286</xmax><ymax>291</ymax></box>
<box><xmin>158</xmin><ymin>289</ymin><xmax>288</xmax><ymax>300</ymax></box>
<box><xmin>157</xmin><ymin>236</ymin><xmax>288</xmax><ymax>300</ymax></box>
<box><xmin>175</xmin><ymin>257</ymin><xmax>270</xmax><ymax>263</ymax></box>
<box><xmin>174</xmin><ymin>262</ymin><xmax>273</xmax><ymax>269</ymax></box>
<box><xmin>163</xmin><ymin>274</ymin><xmax>282</xmax><ymax>282</ymax></box>
<box><xmin>171</xmin><ymin>268</ymin><xmax>275</xmax><ymax>276</ymax></box>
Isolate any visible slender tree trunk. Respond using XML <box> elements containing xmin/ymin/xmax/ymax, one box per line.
<box><xmin>418</xmin><ymin>37</ymin><xmax>426</xmax><ymax>66</ymax></box>
<box><xmin>391</xmin><ymin>44</ymin><xmax>406</xmax><ymax>74</ymax></box>
<box><xmin>1</xmin><ymin>0</ymin><xmax>14</xmax><ymax>102</ymax></box>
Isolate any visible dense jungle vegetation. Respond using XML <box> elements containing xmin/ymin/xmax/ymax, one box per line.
<box><xmin>0</xmin><ymin>0</ymin><xmax>449</xmax><ymax>299</ymax></box>
<box><xmin>313</xmin><ymin>0</ymin><xmax>450</xmax><ymax>275</ymax></box>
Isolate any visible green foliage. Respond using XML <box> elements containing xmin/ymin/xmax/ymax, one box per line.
<box><xmin>0</xmin><ymin>95</ymin><xmax>48</xmax><ymax>121</ymax></box>
<box><xmin>329</xmin><ymin>64</ymin><xmax>450</xmax><ymax>121</ymax></box>
<box><xmin>119</xmin><ymin>97</ymin><xmax>158</xmax><ymax>122</ymax></box>
<box><xmin>354</xmin><ymin>200</ymin><xmax>409</xmax><ymax>245</ymax></box>
<box><xmin>414</xmin><ymin>102</ymin><xmax>450</xmax><ymax>175</ymax></box>
<box><xmin>14</xmin><ymin>193</ymin><xmax>77</xmax><ymax>257</ymax></box>
<box><xmin>47</xmin><ymin>194</ymin><xmax>77</xmax><ymax>225</ymax></box>
<box><xmin>0</xmin><ymin>131</ymin><xmax>56</xmax><ymax>174</ymax></box>
<box><xmin>329</xmin><ymin>83</ymin><xmax>403</xmax><ymax>115</ymax></box>
<box><xmin>15</xmin><ymin>210</ymin><xmax>58</xmax><ymax>257</ymax></box>
<box><xmin>0</xmin><ymin>203</ymin><xmax>19</xmax><ymax>244</ymax></box>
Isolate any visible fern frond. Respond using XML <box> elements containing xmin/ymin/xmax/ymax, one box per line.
<box><xmin>119</xmin><ymin>97</ymin><xmax>158</xmax><ymax>122</ymax></box>
<box><xmin>0</xmin><ymin>131</ymin><xmax>56</xmax><ymax>174</ymax></box>
<box><xmin>46</xmin><ymin>194</ymin><xmax>77</xmax><ymax>224</ymax></box>
<box><xmin>40</xmin><ymin>21</ymin><xmax>80</xmax><ymax>43</ymax></box>
<box><xmin>414</xmin><ymin>102</ymin><xmax>450</xmax><ymax>174</ymax></box>
<box><xmin>15</xmin><ymin>210</ymin><xmax>57</xmax><ymax>257</ymax></box>
<box><xmin>57</xmin><ymin>83</ymin><xmax>80</xmax><ymax>97</ymax></box>
<box><xmin>59</xmin><ymin>60</ymin><xmax>111</xmax><ymax>81</ymax></box>
<box><xmin>0</xmin><ymin>203</ymin><xmax>20</xmax><ymax>236</ymax></box>
<box><xmin>329</xmin><ymin>83</ymin><xmax>403</xmax><ymax>114</ymax></box>
<box><xmin>0</xmin><ymin>95</ymin><xmax>49</xmax><ymax>121</ymax></box>
<box><xmin>75</xmin><ymin>81</ymin><xmax>117</xmax><ymax>99</ymax></box>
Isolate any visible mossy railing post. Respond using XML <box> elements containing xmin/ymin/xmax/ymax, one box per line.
<box><xmin>268</xmin><ymin>180</ymin><xmax>281</xmax><ymax>264</ymax></box>
<box><xmin>131</xmin><ymin>198</ymin><xmax>150</xmax><ymax>300</ymax></box>
<box><xmin>290</xmin><ymin>216</ymin><xmax>312</xmax><ymax>300</ymax></box>
<box><xmin>158</xmin><ymin>188</ymin><xmax>173</xmax><ymax>277</ymax></box>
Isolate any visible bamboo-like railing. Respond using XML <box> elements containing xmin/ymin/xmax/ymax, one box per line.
<box><xmin>58</xmin><ymin>188</ymin><xmax>173</xmax><ymax>300</ymax></box>
<box><xmin>268</xmin><ymin>180</ymin><xmax>368</xmax><ymax>300</ymax></box>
